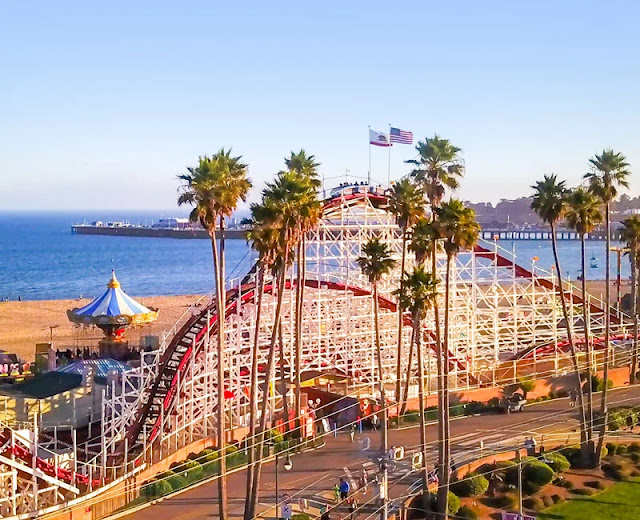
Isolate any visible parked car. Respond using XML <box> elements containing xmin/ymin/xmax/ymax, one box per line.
<box><xmin>501</xmin><ymin>392</ymin><xmax>526</xmax><ymax>413</ymax></box>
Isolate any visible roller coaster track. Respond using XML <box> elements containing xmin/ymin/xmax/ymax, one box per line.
<box><xmin>125</xmin><ymin>276</ymin><xmax>466</xmax><ymax>449</ymax></box>
<box><xmin>474</xmin><ymin>244</ymin><xmax>629</xmax><ymax>361</ymax></box>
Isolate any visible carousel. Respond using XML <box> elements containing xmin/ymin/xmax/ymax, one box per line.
<box><xmin>67</xmin><ymin>271</ymin><xmax>158</xmax><ymax>360</ymax></box>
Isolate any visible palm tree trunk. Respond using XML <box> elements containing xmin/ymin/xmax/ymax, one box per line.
<box><xmin>630</xmin><ymin>251</ymin><xmax>638</xmax><ymax>384</ymax></box>
<box><xmin>414</xmin><ymin>318</ymin><xmax>430</xmax><ymax>492</ymax></box>
<box><xmin>400</xmin><ymin>326</ymin><xmax>416</xmax><ymax>416</ymax></box>
<box><xmin>550</xmin><ymin>224</ymin><xmax>588</xmax><ymax>464</ymax></box>
<box><xmin>596</xmin><ymin>205</ymin><xmax>612</xmax><ymax>464</ymax></box>
<box><xmin>431</xmin><ymin>246</ymin><xmax>446</xmax><ymax>517</ymax></box>
<box><xmin>248</xmin><ymin>257</ymin><xmax>288</xmax><ymax>518</ymax></box>
<box><xmin>438</xmin><ymin>255</ymin><xmax>452</xmax><ymax>517</ymax></box>
<box><xmin>278</xmin><ymin>312</ymin><xmax>290</xmax><ymax>434</ymax></box>
<box><xmin>294</xmin><ymin>241</ymin><xmax>303</xmax><ymax>436</ymax></box>
<box><xmin>211</xmin><ymin>221</ymin><xmax>228</xmax><ymax>520</ymax></box>
<box><xmin>395</xmin><ymin>231</ymin><xmax>407</xmax><ymax>411</ymax></box>
<box><xmin>581</xmin><ymin>235</ymin><xmax>595</xmax><ymax>463</ymax></box>
<box><xmin>373</xmin><ymin>284</ymin><xmax>388</xmax><ymax>453</ymax></box>
<box><xmin>244</xmin><ymin>264</ymin><xmax>264</xmax><ymax>519</ymax></box>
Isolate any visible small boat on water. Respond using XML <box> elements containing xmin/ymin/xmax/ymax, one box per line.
<box><xmin>590</xmin><ymin>255</ymin><xmax>599</xmax><ymax>269</ymax></box>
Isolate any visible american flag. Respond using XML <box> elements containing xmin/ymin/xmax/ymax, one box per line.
<box><xmin>390</xmin><ymin>127</ymin><xmax>413</xmax><ymax>144</ymax></box>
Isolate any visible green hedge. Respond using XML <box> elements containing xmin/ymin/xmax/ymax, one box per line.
<box><xmin>141</xmin><ymin>478</ymin><xmax>172</xmax><ymax>498</ymax></box>
<box><xmin>451</xmin><ymin>473</ymin><xmax>489</xmax><ymax>497</ymax></box>
<box><xmin>543</xmin><ymin>452</ymin><xmax>570</xmax><ymax>473</ymax></box>
<box><xmin>523</xmin><ymin>460</ymin><xmax>554</xmax><ymax>486</ymax></box>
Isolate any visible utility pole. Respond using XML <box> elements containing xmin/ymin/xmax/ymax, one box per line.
<box><xmin>516</xmin><ymin>450</ymin><xmax>523</xmax><ymax>520</ymax></box>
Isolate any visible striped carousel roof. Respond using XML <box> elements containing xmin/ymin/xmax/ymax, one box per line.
<box><xmin>67</xmin><ymin>271</ymin><xmax>158</xmax><ymax>326</ymax></box>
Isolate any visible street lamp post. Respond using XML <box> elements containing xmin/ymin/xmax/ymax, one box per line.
<box><xmin>274</xmin><ymin>450</ymin><xmax>292</xmax><ymax>520</ymax></box>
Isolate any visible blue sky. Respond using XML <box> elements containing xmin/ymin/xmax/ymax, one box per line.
<box><xmin>1</xmin><ymin>1</ymin><xmax>639</xmax><ymax>211</ymax></box>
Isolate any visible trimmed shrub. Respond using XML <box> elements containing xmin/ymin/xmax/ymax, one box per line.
<box><xmin>544</xmin><ymin>452</ymin><xmax>570</xmax><ymax>473</ymax></box>
<box><xmin>457</xmin><ymin>505</ymin><xmax>478</xmax><ymax>519</ymax></box>
<box><xmin>141</xmin><ymin>478</ymin><xmax>173</xmax><ymax>498</ymax></box>
<box><xmin>173</xmin><ymin>459</ymin><xmax>203</xmax><ymax>483</ymax></box>
<box><xmin>602</xmin><ymin>457</ymin><xmax>631</xmax><ymax>481</ymax></box>
<box><xmin>606</xmin><ymin>443</ymin><xmax>617</xmax><ymax>456</ymax></box>
<box><xmin>571</xmin><ymin>487</ymin><xmax>595</xmax><ymax>496</ymax></box>
<box><xmin>425</xmin><ymin>492</ymin><xmax>460</xmax><ymax>515</ymax></box>
<box><xmin>464</xmin><ymin>401</ymin><xmax>485</xmax><ymax>415</ymax></box>
<box><xmin>617</xmin><ymin>444</ymin><xmax>628</xmax><ymax>455</ymax></box>
<box><xmin>451</xmin><ymin>473</ymin><xmax>489</xmax><ymax>497</ymax></box>
<box><xmin>554</xmin><ymin>477</ymin><xmax>574</xmax><ymax>489</ymax></box>
<box><xmin>523</xmin><ymin>497</ymin><xmax>543</xmax><ymax>511</ymax></box>
<box><xmin>551</xmin><ymin>494</ymin><xmax>564</xmax><ymax>504</ymax></box>
<box><xmin>585</xmin><ymin>479</ymin><xmax>605</xmax><ymax>490</ymax></box>
<box><xmin>630</xmin><ymin>452</ymin><xmax>640</xmax><ymax>463</ymax></box>
<box><xmin>523</xmin><ymin>461</ymin><xmax>554</xmax><ymax>486</ymax></box>
<box><xmin>489</xmin><ymin>494</ymin><xmax>516</xmax><ymax>509</ymax></box>
<box><xmin>292</xmin><ymin>514</ymin><xmax>311</xmax><ymax>520</ymax></box>
<box><xmin>629</xmin><ymin>442</ymin><xmax>640</xmax><ymax>453</ymax></box>
<box><xmin>266</xmin><ymin>429</ymin><xmax>284</xmax><ymax>444</ymax></box>
<box><xmin>157</xmin><ymin>470</ymin><xmax>188</xmax><ymax>491</ymax></box>
<box><xmin>608</xmin><ymin>411</ymin><xmax>627</xmax><ymax>431</ymax></box>
<box><xmin>488</xmin><ymin>397</ymin><xmax>501</xmax><ymax>408</ymax></box>
<box><xmin>541</xmin><ymin>495</ymin><xmax>554</xmax><ymax>508</ymax></box>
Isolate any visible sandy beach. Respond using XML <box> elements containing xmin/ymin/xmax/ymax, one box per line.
<box><xmin>0</xmin><ymin>279</ymin><xmax>632</xmax><ymax>362</ymax></box>
<box><xmin>0</xmin><ymin>294</ymin><xmax>205</xmax><ymax>361</ymax></box>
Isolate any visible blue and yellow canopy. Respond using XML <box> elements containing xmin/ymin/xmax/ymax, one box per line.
<box><xmin>67</xmin><ymin>271</ymin><xmax>158</xmax><ymax>327</ymax></box>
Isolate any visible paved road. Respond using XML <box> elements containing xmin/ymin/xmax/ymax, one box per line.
<box><xmin>123</xmin><ymin>386</ymin><xmax>640</xmax><ymax>520</ymax></box>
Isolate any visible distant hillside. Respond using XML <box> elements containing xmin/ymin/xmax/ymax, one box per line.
<box><xmin>465</xmin><ymin>194</ymin><xmax>640</xmax><ymax>228</ymax></box>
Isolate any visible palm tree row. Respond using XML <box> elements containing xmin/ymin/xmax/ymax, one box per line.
<box><xmin>531</xmin><ymin>149</ymin><xmax>631</xmax><ymax>467</ymax></box>
<box><xmin>243</xmin><ymin>151</ymin><xmax>321</xmax><ymax>520</ymax></box>
<box><xmin>178</xmin><ymin>149</ymin><xmax>252</xmax><ymax>520</ymax></box>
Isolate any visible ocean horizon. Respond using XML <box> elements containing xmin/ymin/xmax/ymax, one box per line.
<box><xmin>0</xmin><ymin>211</ymin><xmax>630</xmax><ymax>302</ymax></box>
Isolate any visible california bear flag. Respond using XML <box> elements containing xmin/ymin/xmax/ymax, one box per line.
<box><xmin>369</xmin><ymin>129</ymin><xmax>391</xmax><ymax>147</ymax></box>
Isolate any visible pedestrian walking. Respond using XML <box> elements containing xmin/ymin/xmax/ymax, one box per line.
<box><xmin>350</xmin><ymin>424</ymin><xmax>356</xmax><ymax>443</ymax></box>
<box><xmin>359</xmin><ymin>468</ymin><xmax>368</xmax><ymax>493</ymax></box>
<box><xmin>333</xmin><ymin>483</ymin><xmax>340</xmax><ymax>503</ymax></box>
<box><xmin>356</xmin><ymin>415</ymin><xmax>362</xmax><ymax>434</ymax></box>
<box><xmin>348</xmin><ymin>497</ymin><xmax>358</xmax><ymax>520</ymax></box>
<box><xmin>569</xmin><ymin>389</ymin><xmax>578</xmax><ymax>408</ymax></box>
<box><xmin>371</xmin><ymin>413</ymin><xmax>378</xmax><ymax>431</ymax></box>
<box><xmin>339</xmin><ymin>477</ymin><xmax>350</xmax><ymax>501</ymax></box>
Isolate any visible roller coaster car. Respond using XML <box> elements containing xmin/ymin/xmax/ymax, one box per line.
<box><xmin>501</xmin><ymin>392</ymin><xmax>526</xmax><ymax>413</ymax></box>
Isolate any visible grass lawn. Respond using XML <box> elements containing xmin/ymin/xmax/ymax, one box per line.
<box><xmin>540</xmin><ymin>478</ymin><xmax>640</xmax><ymax>519</ymax></box>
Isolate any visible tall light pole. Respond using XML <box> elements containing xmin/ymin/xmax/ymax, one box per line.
<box><xmin>275</xmin><ymin>451</ymin><xmax>292</xmax><ymax>520</ymax></box>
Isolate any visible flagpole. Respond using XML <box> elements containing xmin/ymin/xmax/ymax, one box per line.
<box><xmin>387</xmin><ymin>123</ymin><xmax>392</xmax><ymax>187</ymax></box>
<box><xmin>368</xmin><ymin>126</ymin><xmax>372</xmax><ymax>185</ymax></box>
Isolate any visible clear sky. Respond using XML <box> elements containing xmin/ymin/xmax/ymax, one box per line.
<box><xmin>1</xmin><ymin>1</ymin><xmax>639</xmax><ymax>211</ymax></box>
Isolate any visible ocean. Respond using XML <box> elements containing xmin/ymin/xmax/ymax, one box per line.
<box><xmin>0</xmin><ymin>212</ymin><xmax>630</xmax><ymax>301</ymax></box>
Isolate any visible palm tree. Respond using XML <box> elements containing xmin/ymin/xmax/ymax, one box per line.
<box><xmin>407</xmin><ymin>135</ymin><xmax>464</xmax><ymax>208</ymax></box>
<box><xmin>585</xmin><ymin>149</ymin><xmax>631</xmax><ymax>464</ymax></box>
<box><xmin>434</xmin><ymin>199</ymin><xmax>480</xmax><ymax>515</ymax></box>
<box><xmin>394</xmin><ymin>267</ymin><xmax>439</xmax><ymax>492</ymax></box>
<box><xmin>565</xmin><ymin>187</ymin><xmax>603</xmax><ymax>460</ymax></box>
<box><xmin>620</xmin><ymin>216</ymin><xmax>640</xmax><ymax>385</ymax></box>
<box><xmin>389</xmin><ymin>177</ymin><xmax>425</xmax><ymax>413</ymax></box>
<box><xmin>531</xmin><ymin>174</ymin><xmax>588</xmax><ymax>464</ymax></box>
<box><xmin>357</xmin><ymin>239</ymin><xmax>396</xmax><ymax>452</ymax></box>
<box><xmin>246</xmin><ymin>171</ymin><xmax>311</xmax><ymax>519</ymax></box>
<box><xmin>178</xmin><ymin>149</ymin><xmax>251</xmax><ymax>520</ymax></box>
<box><xmin>285</xmin><ymin>150</ymin><xmax>322</xmax><ymax>438</ymax></box>
<box><xmin>243</xmin><ymin>205</ymin><xmax>279</xmax><ymax>518</ymax></box>
<box><xmin>407</xmin><ymin>135</ymin><xmax>464</xmax><ymax>515</ymax></box>
<box><xmin>403</xmin><ymin>217</ymin><xmax>441</xmax><ymax>416</ymax></box>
